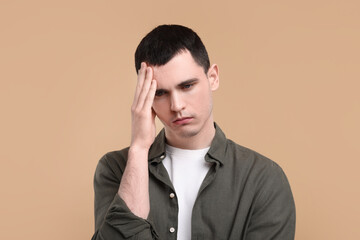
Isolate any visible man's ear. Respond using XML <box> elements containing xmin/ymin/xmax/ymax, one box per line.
<box><xmin>207</xmin><ymin>64</ymin><xmax>219</xmax><ymax>91</ymax></box>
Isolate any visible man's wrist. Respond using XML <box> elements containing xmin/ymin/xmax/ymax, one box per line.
<box><xmin>128</xmin><ymin>145</ymin><xmax>150</xmax><ymax>157</ymax></box>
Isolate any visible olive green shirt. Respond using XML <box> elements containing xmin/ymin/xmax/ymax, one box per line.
<box><xmin>92</xmin><ymin>124</ymin><xmax>295</xmax><ymax>240</ymax></box>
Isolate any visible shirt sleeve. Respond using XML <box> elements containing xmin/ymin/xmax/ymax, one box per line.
<box><xmin>245</xmin><ymin>162</ymin><xmax>296</xmax><ymax>240</ymax></box>
<box><xmin>91</xmin><ymin>153</ymin><xmax>159</xmax><ymax>240</ymax></box>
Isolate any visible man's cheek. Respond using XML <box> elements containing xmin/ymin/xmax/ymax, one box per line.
<box><xmin>152</xmin><ymin>107</ymin><xmax>164</xmax><ymax>120</ymax></box>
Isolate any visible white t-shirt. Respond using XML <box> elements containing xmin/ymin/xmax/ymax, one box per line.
<box><xmin>162</xmin><ymin>144</ymin><xmax>211</xmax><ymax>240</ymax></box>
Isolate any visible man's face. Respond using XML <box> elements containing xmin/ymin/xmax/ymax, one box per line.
<box><xmin>151</xmin><ymin>50</ymin><xmax>219</xmax><ymax>143</ymax></box>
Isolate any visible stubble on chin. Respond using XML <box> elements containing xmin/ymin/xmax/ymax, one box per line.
<box><xmin>177</xmin><ymin>129</ymin><xmax>199</xmax><ymax>138</ymax></box>
<box><xmin>165</xmin><ymin>124</ymin><xmax>199</xmax><ymax>142</ymax></box>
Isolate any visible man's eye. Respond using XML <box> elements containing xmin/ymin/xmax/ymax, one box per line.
<box><xmin>183</xmin><ymin>84</ymin><xmax>193</xmax><ymax>89</ymax></box>
<box><xmin>155</xmin><ymin>90</ymin><xmax>166</xmax><ymax>97</ymax></box>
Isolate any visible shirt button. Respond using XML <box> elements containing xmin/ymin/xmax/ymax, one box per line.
<box><xmin>169</xmin><ymin>227</ymin><xmax>175</xmax><ymax>233</ymax></box>
<box><xmin>160</xmin><ymin>154</ymin><xmax>165</xmax><ymax>159</ymax></box>
<box><xmin>169</xmin><ymin>193</ymin><xmax>175</xmax><ymax>199</ymax></box>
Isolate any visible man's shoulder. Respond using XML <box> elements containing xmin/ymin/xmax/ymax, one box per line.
<box><xmin>102</xmin><ymin>147</ymin><xmax>130</xmax><ymax>162</ymax></box>
<box><xmin>224</xmin><ymin>138</ymin><xmax>292</xmax><ymax>198</ymax></box>
<box><xmin>95</xmin><ymin>147</ymin><xmax>130</xmax><ymax>176</ymax></box>
<box><xmin>213</xmin><ymin>123</ymin><xmax>283</xmax><ymax>173</ymax></box>
<box><xmin>224</xmin><ymin>138</ymin><xmax>285</xmax><ymax>177</ymax></box>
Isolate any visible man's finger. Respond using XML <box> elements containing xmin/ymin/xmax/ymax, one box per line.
<box><xmin>132</xmin><ymin>62</ymin><xmax>147</xmax><ymax>108</ymax></box>
<box><xmin>143</xmin><ymin>79</ymin><xmax>157</xmax><ymax>110</ymax></box>
<box><xmin>137</xmin><ymin>67</ymin><xmax>153</xmax><ymax>110</ymax></box>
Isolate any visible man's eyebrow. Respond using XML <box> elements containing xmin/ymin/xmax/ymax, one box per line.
<box><xmin>156</xmin><ymin>78</ymin><xmax>199</xmax><ymax>92</ymax></box>
<box><xmin>177</xmin><ymin>78</ymin><xmax>199</xmax><ymax>87</ymax></box>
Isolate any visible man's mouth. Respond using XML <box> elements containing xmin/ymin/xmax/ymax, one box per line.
<box><xmin>173</xmin><ymin>117</ymin><xmax>193</xmax><ymax>125</ymax></box>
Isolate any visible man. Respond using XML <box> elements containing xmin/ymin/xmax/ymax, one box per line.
<box><xmin>92</xmin><ymin>24</ymin><xmax>295</xmax><ymax>240</ymax></box>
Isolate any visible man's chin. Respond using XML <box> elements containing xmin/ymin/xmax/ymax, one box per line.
<box><xmin>178</xmin><ymin>129</ymin><xmax>199</xmax><ymax>138</ymax></box>
<box><xmin>166</xmin><ymin>124</ymin><xmax>199</xmax><ymax>138</ymax></box>
<box><xmin>174</xmin><ymin>124</ymin><xmax>200</xmax><ymax>138</ymax></box>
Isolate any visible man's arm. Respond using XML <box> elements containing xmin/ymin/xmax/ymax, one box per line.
<box><xmin>92</xmin><ymin>63</ymin><xmax>158</xmax><ymax>239</ymax></box>
<box><xmin>245</xmin><ymin>162</ymin><xmax>296</xmax><ymax>239</ymax></box>
<box><xmin>118</xmin><ymin>62</ymin><xmax>157</xmax><ymax>219</ymax></box>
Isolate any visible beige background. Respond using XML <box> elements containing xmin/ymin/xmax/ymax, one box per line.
<box><xmin>1</xmin><ymin>0</ymin><xmax>359</xmax><ymax>239</ymax></box>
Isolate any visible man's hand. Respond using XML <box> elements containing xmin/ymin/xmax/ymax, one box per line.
<box><xmin>118</xmin><ymin>62</ymin><xmax>157</xmax><ymax>219</ymax></box>
<box><xmin>130</xmin><ymin>62</ymin><xmax>157</xmax><ymax>150</ymax></box>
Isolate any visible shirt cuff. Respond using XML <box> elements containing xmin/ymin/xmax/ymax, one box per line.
<box><xmin>104</xmin><ymin>194</ymin><xmax>158</xmax><ymax>239</ymax></box>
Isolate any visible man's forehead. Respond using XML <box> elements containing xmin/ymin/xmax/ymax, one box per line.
<box><xmin>151</xmin><ymin>51</ymin><xmax>205</xmax><ymax>87</ymax></box>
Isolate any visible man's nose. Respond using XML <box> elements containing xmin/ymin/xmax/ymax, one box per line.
<box><xmin>170</xmin><ymin>92</ymin><xmax>185</xmax><ymax>112</ymax></box>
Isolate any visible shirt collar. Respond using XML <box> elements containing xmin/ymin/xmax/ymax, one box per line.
<box><xmin>148</xmin><ymin>122</ymin><xmax>228</xmax><ymax>165</ymax></box>
<box><xmin>206</xmin><ymin>122</ymin><xmax>227</xmax><ymax>165</ymax></box>
<box><xmin>148</xmin><ymin>129</ymin><xmax>167</xmax><ymax>163</ymax></box>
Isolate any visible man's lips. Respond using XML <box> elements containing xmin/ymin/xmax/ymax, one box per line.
<box><xmin>173</xmin><ymin>117</ymin><xmax>193</xmax><ymax>125</ymax></box>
